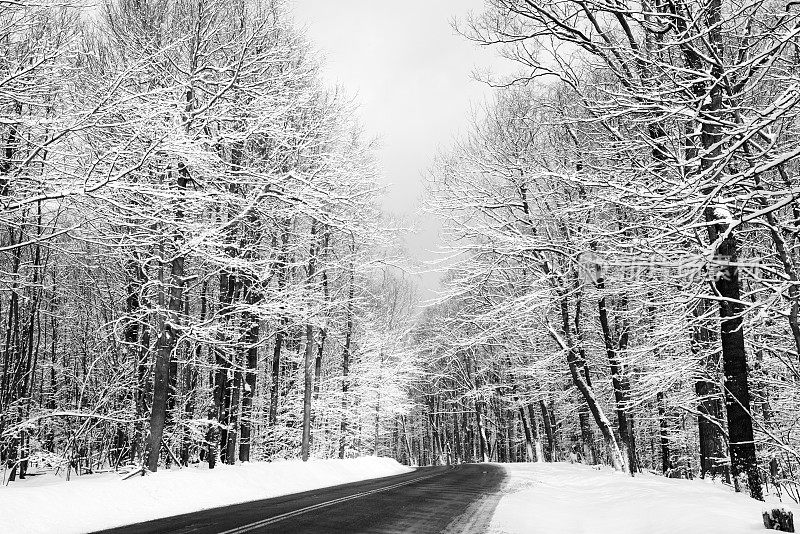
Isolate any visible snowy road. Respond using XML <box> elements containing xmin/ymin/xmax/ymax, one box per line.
<box><xmin>92</xmin><ymin>464</ymin><xmax>506</xmax><ymax>534</ymax></box>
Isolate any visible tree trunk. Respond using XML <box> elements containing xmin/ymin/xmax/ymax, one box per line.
<box><xmin>475</xmin><ymin>397</ymin><xmax>489</xmax><ymax>463</ymax></box>
<box><xmin>692</xmin><ymin>299</ymin><xmax>730</xmax><ymax>482</ymax></box>
<box><xmin>313</xmin><ymin>229</ymin><xmax>330</xmax><ymax>402</ymax></box>
<box><xmin>452</xmin><ymin>408</ymin><xmax>462</xmax><ymax>464</ymax></box>
<box><xmin>551</xmin><ymin>294</ymin><xmax>625</xmax><ymax>471</ymax></box>
<box><xmin>146</xmin><ymin>327</ymin><xmax>172</xmax><ymax>472</ymax></box>
<box><xmin>301</xmin><ymin>323</ymin><xmax>315</xmax><ymax>461</ymax></box>
<box><xmin>301</xmin><ymin>221</ymin><xmax>319</xmax><ymax>462</ymax></box>
<box><xmin>693</xmin><ymin>0</ymin><xmax>761</xmax><ymax>499</ymax></box>
<box><xmin>238</xmin><ymin>283</ymin><xmax>259</xmax><ymax>463</ymax></box>
<box><xmin>578</xmin><ymin>409</ymin><xmax>595</xmax><ymax>465</ymax></box>
<box><xmin>225</xmin><ymin>361</ymin><xmax>241</xmax><ymax>464</ymax></box>
<box><xmin>146</xmin><ymin>161</ymin><xmax>189</xmax><ymax>472</ymax></box>
<box><xmin>269</xmin><ymin>323</ymin><xmax>285</xmax><ymax>429</ymax></box>
<box><xmin>596</xmin><ymin>281</ymin><xmax>635</xmax><ymax>474</ymax></box>
<box><xmin>374</xmin><ymin>380</ymin><xmax>381</xmax><ymax>457</ymax></box>
<box><xmin>527</xmin><ymin>404</ymin><xmax>544</xmax><ymax>463</ymax></box>
<box><xmin>124</xmin><ymin>258</ymin><xmax>143</xmax><ymax>464</ymax></box>
<box><xmin>657</xmin><ymin>391</ymin><xmax>670</xmax><ymax>474</ymax></box>
<box><xmin>146</xmin><ymin>257</ymin><xmax>185</xmax><ymax>471</ymax></box>
<box><xmin>540</xmin><ymin>400</ymin><xmax>555</xmax><ymax>462</ymax></box>
<box><xmin>214</xmin><ymin>256</ymin><xmax>238</xmax><ymax>466</ymax></box>
<box><xmin>716</xmin><ymin>231</ymin><xmax>761</xmax><ymax>498</ymax></box>
<box><xmin>339</xmin><ymin>253</ymin><xmax>355</xmax><ymax>459</ymax></box>
<box><xmin>520</xmin><ymin>406</ymin><xmax>535</xmax><ymax>462</ymax></box>
<box><xmin>268</xmin><ymin>224</ymin><xmax>290</xmax><ymax>451</ymax></box>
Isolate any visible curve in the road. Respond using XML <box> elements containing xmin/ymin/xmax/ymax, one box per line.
<box><xmin>92</xmin><ymin>463</ymin><xmax>506</xmax><ymax>534</ymax></box>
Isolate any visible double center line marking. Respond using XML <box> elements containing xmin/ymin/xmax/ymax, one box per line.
<box><xmin>219</xmin><ymin>470</ymin><xmax>442</xmax><ymax>534</ymax></box>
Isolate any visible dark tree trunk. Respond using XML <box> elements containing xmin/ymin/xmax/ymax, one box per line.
<box><xmin>225</xmin><ymin>364</ymin><xmax>240</xmax><ymax>464</ymax></box>
<box><xmin>716</xmin><ymin>232</ymin><xmax>761</xmax><ymax>498</ymax></box>
<box><xmin>238</xmin><ymin>285</ymin><xmax>259</xmax><ymax>463</ymax></box>
<box><xmin>301</xmin><ymin>221</ymin><xmax>319</xmax><ymax>461</ymax></box>
<box><xmin>692</xmin><ymin>299</ymin><xmax>729</xmax><ymax>482</ymax></box>
<box><xmin>578</xmin><ymin>409</ymin><xmax>595</xmax><ymax>464</ymax></box>
<box><xmin>509</xmin><ymin>410</ymin><xmax>517</xmax><ymax>462</ymax></box>
<box><xmin>474</xmin><ymin>397</ymin><xmax>489</xmax><ymax>463</ymax></box>
<box><xmin>540</xmin><ymin>400</ymin><xmax>555</xmax><ymax>462</ymax></box>
<box><xmin>657</xmin><ymin>391</ymin><xmax>670</xmax><ymax>474</ymax></box>
<box><xmin>692</xmin><ymin>0</ymin><xmax>760</xmax><ymax>499</ymax></box>
<box><xmin>268</xmin><ymin>322</ymin><xmax>285</xmax><ymax>429</ymax></box>
<box><xmin>146</xmin><ymin>164</ymin><xmax>188</xmax><ymax>472</ymax></box>
<box><xmin>123</xmin><ymin>258</ymin><xmax>142</xmax><ymax>464</ymax></box>
<box><xmin>596</xmin><ymin>272</ymin><xmax>635</xmax><ymax>475</ymax></box>
<box><xmin>146</xmin><ymin>329</ymin><xmax>171</xmax><ymax>472</ymax></box>
<box><xmin>268</xmin><ymin>225</ymin><xmax>290</xmax><ymax>451</ymax></box>
<box><xmin>213</xmin><ymin>245</ymin><xmax>238</xmax><ymax>466</ymax></box>
<box><xmin>182</xmin><ymin>282</ymin><xmax>205</xmax><ymax>465</ymax></box>
<box><xmin>301</xmin><ymin>322</ymin><xmax>315</xmax><ymax>461</ymax></box>
<box><xmin>339</xmin><ymin>253</ymin><xmax>355</xmax><ymax>459</ymax></box>
<box><xmin>553</xmin><ymin>293</ymin><xmax>625</xmax><ymax>470</ymax></box>
<box><xmin>520</xmin><ymin>406</ymin><xmax>535</xmax><ymax>461</ymax></box>
<box><xmin>526</xmin><ymin>404</ymin><xmax>543</xmax><ymax>462</ymax></box>
<box><xmin>313</xmin><ymin>229</ymin><xmax>330</xmax><ymax>402</ymax></box>
<box><xmin>452</xmin><ymin>409</ymin><xmax>462</xmax><ymax>464</ymax></box>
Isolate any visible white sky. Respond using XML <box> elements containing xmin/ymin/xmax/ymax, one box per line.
<box><xmin>291</xmin><ymin>0</ymin><xmax>509</xmax><ymax>295</ymax></box>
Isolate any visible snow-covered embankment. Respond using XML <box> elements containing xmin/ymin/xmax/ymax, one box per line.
<box><xmin>0</xmin><ymin>457</ymin><xmax>412</xmax><ymax>534</ymax></box>
<box><xmin>490</xmin><ymin>463</ymin><xmax>800</xmax><ymax>534</ymax></box>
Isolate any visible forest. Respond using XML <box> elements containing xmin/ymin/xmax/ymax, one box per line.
<box><xmin>3</xmin><ymin>0</ymin><xmax>800</xmax><ymax>508</ymax></box>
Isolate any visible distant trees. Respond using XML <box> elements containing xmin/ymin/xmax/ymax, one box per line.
<box><xmin>404</xmin><ymin>0</ymin><xmax>800</xmax><ymax>501</ymax></box>
<box><xmin>0</xmin><ymin>0</ymin><xmax>421</xmax><ymax>481</ymax></box>
<box><xmin>0</xmin><ymin>0</ymin><xmax>153</xmax><ymax>481</ymax></box>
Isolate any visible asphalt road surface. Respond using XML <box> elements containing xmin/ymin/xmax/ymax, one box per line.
<box><xmin>93</xmin><ymin>464</ymin><xmax>506</xmax><ymax>534</ymax></box>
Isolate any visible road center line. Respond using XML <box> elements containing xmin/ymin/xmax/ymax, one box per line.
<box><xmin>218</xmin><ymin>471</ymin><xmax>443</xmax><ymax>534</ymax></box>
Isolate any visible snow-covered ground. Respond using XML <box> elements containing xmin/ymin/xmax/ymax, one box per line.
<box><xmin>490</xmin><ymin>462</ymin><xmax>799</xmax><ymax>534</ymax></box>
<box><xmin>4</xmin><ymin>459</ymin><xmax>796</xmax><ymax>534</ymax></box>
<box><xmin>0</xmin><ymin>457</ymin><xmax>412</xmax><ymax>534</ymax></box>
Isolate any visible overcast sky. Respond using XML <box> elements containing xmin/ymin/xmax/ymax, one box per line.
<box><xmin>291</xmin><ymin>0</ymin><xmax>508</xmax><ymax>295</ymax></box>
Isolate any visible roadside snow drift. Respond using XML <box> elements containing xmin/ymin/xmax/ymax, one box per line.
<box><xmin>490</xmin><ymin>463</ymin><xmax>800</xmax><ymax>534</ymax></box>
<box><xmin>0</xmin><ymin>457</ymin><xmax>413</xmax><ymax>534</ymax></box>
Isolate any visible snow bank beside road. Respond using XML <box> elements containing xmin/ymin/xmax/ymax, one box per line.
<box><xmin>490</xmin><ymin>463</ymin><xmax>799</xmax><ymax>534</ymax></box>
<box><xmin>0</xmin><ymin>456</ymin><xmax>413</xmax><ymax>534</ymax></box>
